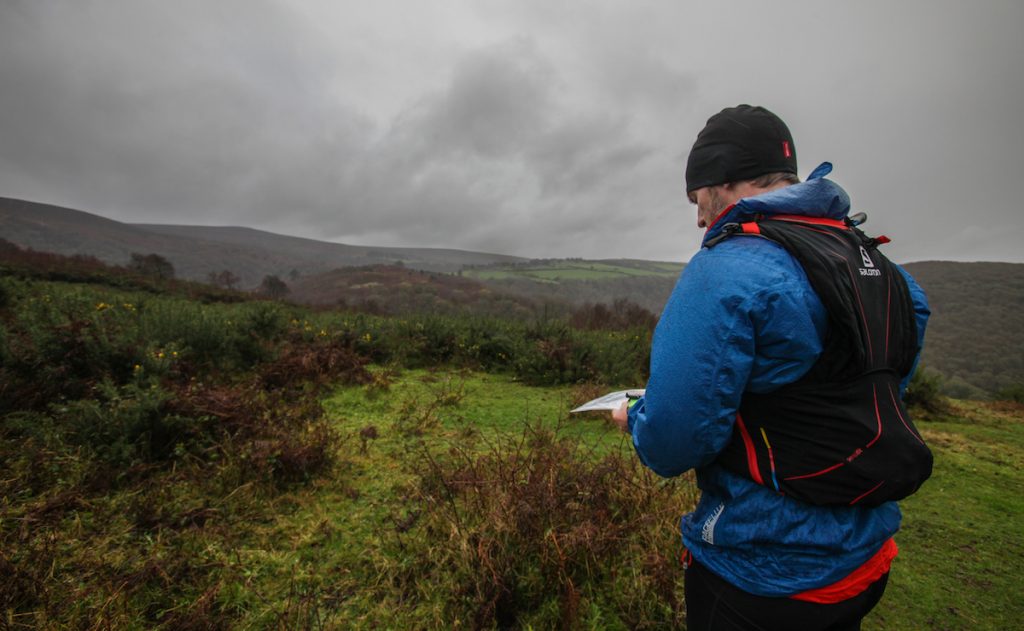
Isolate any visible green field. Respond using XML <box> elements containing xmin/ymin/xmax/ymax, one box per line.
<box><xmin>464</xmin><ymin>259</ymin><xmax>683</xmax><ymax>283</ymax></box>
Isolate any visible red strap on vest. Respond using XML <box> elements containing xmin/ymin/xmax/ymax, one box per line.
<box><xmin>771</xmin><ymin>215</ymin><xmax>850</xmax><ymax>229</ymax></box>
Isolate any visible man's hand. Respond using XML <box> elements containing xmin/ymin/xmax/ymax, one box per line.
<box><xmin>612</xmin><ymin>401</ymin><xmax>630</xmax><ymax>433</ymax></box>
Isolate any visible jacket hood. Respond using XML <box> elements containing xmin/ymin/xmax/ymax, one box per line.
<box><xmin>702</xmin><ymin>162</ymin><xmax>851</xmax><ymax>247</ymax></box>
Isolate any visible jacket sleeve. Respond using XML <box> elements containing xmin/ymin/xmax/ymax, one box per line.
<box><xmin>896</xmin><ymin>265</ymin><xmax>931</xmax><ymax>395</ymax></box>
<box><xmin>627</xmin><ymin>242</ymin><xmax>826</xmax><ymax>478</ymax></box>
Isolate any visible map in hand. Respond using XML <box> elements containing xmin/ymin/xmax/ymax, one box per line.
<box><xmin>570</xmin><ymin>389</ymin><xmax>645</xmax><ymax>413</ymax></box>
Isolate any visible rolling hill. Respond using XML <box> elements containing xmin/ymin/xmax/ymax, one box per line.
<box><xmin>287</xmin><ymin>264</ymin><xmax>552</xmax><ymax>319</ymax></box>
<box><xmin>902</xmin><ymin>261</ymin><xmax>1024</xmax><ymax>397</ymax></box>
<box><xmin>0</xmin><ymin>197</ymin><xmax>525</xmax><ymax>287</ymax></box>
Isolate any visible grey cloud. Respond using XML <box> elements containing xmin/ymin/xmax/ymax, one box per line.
<box><xmin>0</xmin><ymin>0</ymin><xmax>370</xmax><ymax>222</ymax></box>
<box><xmin>316</xmin><ymin>38</ymin><xmax>663</xmax><ymax>254</ymax></box>
<box><xmin>529</xmin><ymin>118</ymin><xmax>654</xmax><ymax>196</ymax></box>
<box><xmin>408</xmin><ymin>39</ymin><xmax>554</xmax><ymax>158</ymax></box>
<box><xmin>0</xmin><ymin>1</ymin><xmax>697</xmax><ymax>259</ymax></box>
<box><xmin>1</xmin><ymin>1</ymin><xmax>1021</xmax><ymax>262</ymax></box>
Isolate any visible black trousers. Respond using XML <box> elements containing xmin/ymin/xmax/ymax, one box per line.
<box><xmin>684</xmin><ymin>558</ymin><xmax>889</xmax><ymax>631</ymax></box>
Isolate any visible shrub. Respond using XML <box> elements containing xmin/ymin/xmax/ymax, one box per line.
<box><xmin>59</xmin><ymin>381</ymin><xmax>194</xmax><ymax>467</ymax></box>
<box><xmin>128</xmin><ymin>252</ymin><xmax>175</xmax><ymax>280</ymax></box>
<box><xmin>257</xmin><ymin>274</ymin><xmax>289</xmax><ymax>299</ymax></box>
<box><xmin>905</xmin><ymin>366</ymin><xmax>951</xmax><ymax>415</ymax></box>
<box><xmin>461</xmin><ymin>320</ymin><xmax>517</xmax><ymax>370</ymax></box>
<box><xmin>513</xmin><ymin>320</ymin><xmax>594</xmax><ymax>385</ymax></box>
<box><xmin>570</xmin><ymin>299</ymin><xmax>658</xmax><ymax>332</ymax></box>
<box><xmin>995</xmin><ymin>383</ymin><xmax>1024</xmax><ymax>403</ymax></box>
<box><xmin>397</xmin><ymin>423</ymin><xmax>696</xmax><ymax>628</ymax></box>
<box><xmin>0</xmin><ymin>278</ymin><xmax>11</xmax><ymax>311</ymax></box>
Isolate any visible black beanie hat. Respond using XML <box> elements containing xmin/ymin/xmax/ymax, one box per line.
<box><xmin>685</xmin><ymin>104</ymin><xmax>797</xmax><ymax>193</ymax></box>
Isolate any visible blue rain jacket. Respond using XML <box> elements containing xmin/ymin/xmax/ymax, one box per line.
<box><xmin>627</xmin><ymin>163</ymin><xmax>930</xmax><ymax>597</ymax></box>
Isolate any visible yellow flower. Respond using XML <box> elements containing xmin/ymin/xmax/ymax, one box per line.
<box><xmin>133</xmin><ymin>364</ymin><xmax>142</xmax><ymax>371</ymax></box>
<box><xmin>95</xmin><ymin>302</ymin><xmax>109</xmax><ymax>311</ymax></box>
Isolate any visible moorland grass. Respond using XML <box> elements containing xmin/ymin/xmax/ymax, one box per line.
<box><xmin>2</xmin><ymin>272</ymin><xmax>1021</xmax><ymax>629</ymax></box>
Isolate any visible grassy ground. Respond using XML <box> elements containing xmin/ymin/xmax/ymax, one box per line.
<box><xmin>296</xmin><ymin>368</ymin><xmax>670</xmax><ymax>627</ymax></box>
<box><xmin>864</xmin><ymin>400</ymin><xmax>1024</xmax><ymax>630</ymax></box>
<box><xmin>261</xmin><ymin>373</ymin><xmax>1024</xmax><ymax>629</ymax></box>
<box><xmin>84</xmin><ymin>366</ymin><xmax>685</xmax><ymax>630</ymax></box>
<box><xmin>3</xmin><ymin>361</ymin><xmax>1019</xmax><ymax>628</ymax></box>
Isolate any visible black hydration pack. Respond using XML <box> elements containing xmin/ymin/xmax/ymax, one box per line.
<box><xmin>710</xmin><ymin>214</ymin><xmax>933</xmax><ymax>507</ymax></box>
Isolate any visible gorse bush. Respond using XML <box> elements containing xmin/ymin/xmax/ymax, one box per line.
<box><xmin>59</xmin><ymin>380</ymin><xmax>188</xmax><ymax>467</ymax></box>
<box><xmin>301</xmin><ymin>312</ymin><xmax>650</xmax><ymax>387</ymax></box>
<box><xmin>0</xmin><ymin>285</ymin><xmax>307</xmax><ymax>413</ymax></box>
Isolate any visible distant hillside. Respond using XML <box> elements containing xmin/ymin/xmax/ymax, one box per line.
<box><xmin>903</xmin><ymin>261</ymin><xmax>1024</xmax><ymax>397</ymax></box>
<box><xmin>464</xmin><ymin>259</ymin><xmax>683</xmax><ymax>282</ymax></box>
<box><xmin>135</xmin><ymin>224</ymin><xmax>525</xmax><ymax>274</ymax></box>
<box><xmin>288</xmin><ymin>265</ymin><xmax>557</xmax><ymax>319</ymax></box>
<box><xmin>466</xmin><ymin>259</ymin><xmax>1024</xmax><ymax>398</ymax></box>
<box><xmin>0</xmin><ymin>197</ymin><xmax>524</xmax><ymax>288</ymax></box>
<box><xmin>465</xmin><ymin>259</ymin><xmax>683</xmax><ymax>314</ymax></box>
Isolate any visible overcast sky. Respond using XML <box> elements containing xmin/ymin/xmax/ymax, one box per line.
<box><xmin>2</xmin><ymin>0</ymin><xmax>1022</xmax><ymax>263</ymax></box>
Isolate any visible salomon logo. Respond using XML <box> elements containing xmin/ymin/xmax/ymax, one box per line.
<box><xmin>858</xmin><ymin>246</ymin><xmax>881</xmax><ymax>276</ymax></box>
<box><xmin>701</xmin><ymin>502</ymin><xmax>725</xmax><ymax>545</ymax></box>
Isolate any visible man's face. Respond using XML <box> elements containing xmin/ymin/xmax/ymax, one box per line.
<box><xmin>688</xmin><ymin>186</ymin><xmax>731</xmax><ymax>229</ymax></box>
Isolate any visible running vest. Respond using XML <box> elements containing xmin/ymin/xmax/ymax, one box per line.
<box><xmin>711</xmin><ymin>215</ymin><xmax>933</xmax><ymax>507</ymax></box>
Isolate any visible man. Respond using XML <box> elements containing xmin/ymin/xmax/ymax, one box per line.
<box><xmin>613</xmin><ymin>105</ymin><xmax>931</xmax><ymax>630</ymax></box>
